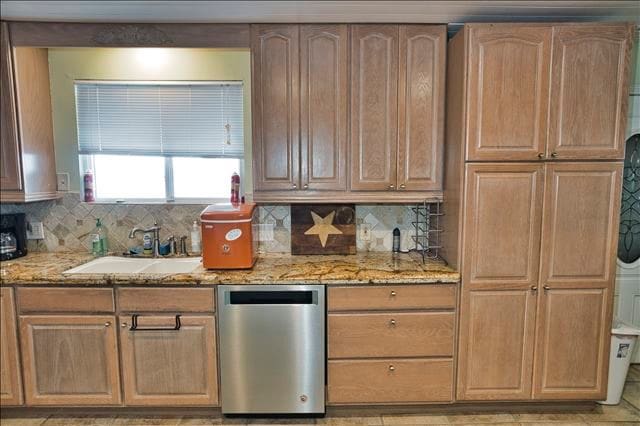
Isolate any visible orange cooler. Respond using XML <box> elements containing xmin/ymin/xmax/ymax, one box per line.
<box><xmin>200</xmin><ymin>203</ymin><xmax>258</xmax><ymax>269</ymax></box>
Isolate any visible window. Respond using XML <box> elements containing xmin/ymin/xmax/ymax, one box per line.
<box><xmin>75</xmin><ymin>81</ymin><xmax>244</xmax><ymax>202</ymax></box>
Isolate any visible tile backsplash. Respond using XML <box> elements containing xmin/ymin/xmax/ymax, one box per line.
<box><xmin>1</xmin><ymin>193</ymin><xmax>418</xmax><ymax>254</ymax></box>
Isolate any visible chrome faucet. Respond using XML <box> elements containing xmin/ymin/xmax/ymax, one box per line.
<box><xmin>129</xmin><ymin>222</ymin><xmax>162</xmax><ymax>257</ymax></box>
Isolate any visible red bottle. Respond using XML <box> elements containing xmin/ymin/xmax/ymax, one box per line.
<box><xmin>83</xmin><ymin>170</ymin><xmax>95</xmax><ymax>202</ymax></box>
<box><xmin>230</xmin><ymin>172</ymin><xmax>240</xmax><ymax>205</ymax></box>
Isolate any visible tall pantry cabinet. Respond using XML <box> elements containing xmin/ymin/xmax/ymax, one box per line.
<box><xmin>443</xmin><ymin>23</ymin><xmax>634</xmax><ymax>402</ymax></box>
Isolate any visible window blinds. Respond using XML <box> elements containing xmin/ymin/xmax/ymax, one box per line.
<box><xmin>75</xmin><ymin>82</ymin><xmax>244</xmax><ymax>158</ymax></box>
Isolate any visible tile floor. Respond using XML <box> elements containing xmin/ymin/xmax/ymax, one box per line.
<box><xmin>2</xmin><ymin>365</ymin><xmax>639</xmax><ymax>426</ymax></box>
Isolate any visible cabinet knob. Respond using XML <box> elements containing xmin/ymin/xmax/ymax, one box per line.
<box><xmin>399</xmin><ymin>183</ymin><xmax>406</xmax><ymax>189</ymax></box>
<box><xmin>530</xmin><ymin>285</ymin><xmax>538</xmax><ymax>292</ymax></box>
<box><xmin>389</xmin><ymin>184</ymin><xmax>395</xmax><ymax>190</ymax></box>
<box><xmin>303</xmin><ymin>184</ymin><xmax>309</xmax><ymax>190</ymax></box>
<box><xmin>543</xmin><ymin>285</ymin><xmax>550</xmax><ymax>293</ymax></box>
<box><xmin>537</xmin><ymin>153</ymin><xmax>544</xmax><ymax>159</ymax></box>
<box><xmin>551</xmin><ymin>152</ymin><xmax>558</xmax><ymax>158</ymax></box>
<box><xmin>292</xmin><ymin>184</ymin><xmax>297</xmax><ymax>189</ymax></box>
<box><xmin>389</xmin><ymin>319</ymin><xmax>396</xmax><ymax>326</ymax></box>
<box><xmin>104</xmin><ymin>321</ymin><xmax>111</xmax><ymax>327</ymax></box>
<box><xmin>121</xmin><ymin>322</ymin><xmax>128</xmax><ymax>328</ymax></box>
<box><xmin>390</xmin><ymin>290</ymin><xmax>397</xmax><ymax>297</ymax></box>
<box><xmin>389</xmin><ymin>365</ymin><xmax>395</xmax><ymax>371</ymax></box>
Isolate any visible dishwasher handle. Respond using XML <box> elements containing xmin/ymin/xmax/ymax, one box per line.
<box><xmin>227</xmin><ymin>290</ymin><xmax>317</xmax><ymax>305</ymax></box>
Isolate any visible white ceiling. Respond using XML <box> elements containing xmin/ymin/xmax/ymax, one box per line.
<box><xmin>1</xmin><ymin>1</ymin><xmax>639</xmax><ymax>24</ymax></box>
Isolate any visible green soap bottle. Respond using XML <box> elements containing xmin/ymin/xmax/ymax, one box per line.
<box><xmin>91</xmin><ymin>219</ymin><xmax>108</xmax><ymax>256</ymax></box>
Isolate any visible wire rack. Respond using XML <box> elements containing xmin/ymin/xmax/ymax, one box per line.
<box><xmin>411</xmin><ymin>201</ymin><xmax>443</xmax><ymax>263</ymax></box>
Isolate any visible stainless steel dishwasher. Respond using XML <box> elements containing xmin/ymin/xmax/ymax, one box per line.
<box><xmin>217</xmin><ymin>285</ymin><xmax>325</xmax><ymax>415</ymax></box>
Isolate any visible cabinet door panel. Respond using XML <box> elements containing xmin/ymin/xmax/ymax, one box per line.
<box><xmin>20</xmin><ymin>315</ymin><xmax>121</xmax><ymax>405</ymax></box>
<box><xmin>300</xmin><ymin>24</ymin><xmax>348</xmax><ymax>191</ymax></box>
<box><xmin>252</xmin><ymin>25</ymin><xmax>300</xmax><ymax>191</ymax></box>
<box><xmin>350</xmin><ymin>25</ymin><xmax>398</xmax><ymax>191</ymax></box>
<box><xmin>119</xmin><ymin>315</ymin><xmax>218</xmax><ymax>406</ymax></box>
<box><xmin>0</xmin><ymin>22</ymin><xmax>22</xmax><ymax>191</ymax></box>
<box><xmin>548</xmin><ymin>25</ymin><xmax>633</xmax><ymax>160</ymax></box>
<box><xmin>540</xmin><ymin>163</ymin><xmax>622</xmax><ymax>288</ymax></box>
<box><xmin>457</xmin><ymin>289</ymin><xmax>536</xmax><ymax>400</ymax></box>
<box><xmin>463</xmin><ymin>163</ymin><xmax>544</xmax><ymax>289</ymax></box>
<box><xmin>467</xmin><ymin>26</ymin><xmax>551</xmax><ymax>161</ymax></box>
<box><xmin>533</xmin><ymin>288</ymin><xmax>610</xmax><ymax>400</ymax></box>
<box><xmin>397</xmin><ymin>25</ymin><xmax>445</xmax><ymax>191</ymax></box>
<box><xmin>1</xmin><ymin>288</ymin><xmax>23</xmax><ymax>406</ymax></box>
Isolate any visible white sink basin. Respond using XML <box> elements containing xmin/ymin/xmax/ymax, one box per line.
<box><xmin>63</xmin><ymin>256</ymin><xmax>202</xmax><ymax>275</ymax></box>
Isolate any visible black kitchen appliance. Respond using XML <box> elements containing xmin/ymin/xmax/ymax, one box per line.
<box><xmin>0</xmin><ymin>213</ymin><xmax>28</xmax><ymax>260</ymax></box>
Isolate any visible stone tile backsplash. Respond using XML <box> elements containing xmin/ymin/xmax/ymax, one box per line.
<box><xmin>1</xmin><ymin>193</ymin><xmax>418</xmax><ymax>254</ymax></box>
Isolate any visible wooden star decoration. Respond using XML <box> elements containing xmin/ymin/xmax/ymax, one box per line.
<box><xmin>304</xmin><ymin>210</ymin><xmax>343</xmax><ymax>247</ymax></box>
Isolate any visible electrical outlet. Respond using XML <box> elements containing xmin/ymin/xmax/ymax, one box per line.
<box><xmin>258</xmin><ymin>224</ymin><xmax>274</xmax><ymax>241</ymax></box>
<box><xmin>57</xmin><ymin>173</ymin><xmax>70</xmax><ymax>191</ymax></box>
<box><xmin>360</xmin><ymin>224</ymin><xmax>372</xmax><ymax>241</ymax></box>
<box><xmin>27</xmin><ymin>221</ymin><xmax>45</xmax><ymax>240</ymax></box>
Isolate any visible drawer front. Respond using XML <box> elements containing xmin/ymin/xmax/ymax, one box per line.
<box><xmin>328</xmin><ymin>285</ymin><xmax>456</xmax><ymax>311</ymax></box>
<box><xmin>117</xmin><ymin>288</ymin><xmax>215</xmax><ymax>313</ymax></box>
<box><xmin>17</xmin><ymin>288</ymin><xmax>114</xmax><ymax>313</ymax></box>
<box><xmin>328</xmin><ymin>312</ymin><xmax>454</xmax><ymax>358</ymax></box>
<box><xmin>328</xmin><ymin>359</ymin><xmax>453</xmax><ymax>404</ymax></box>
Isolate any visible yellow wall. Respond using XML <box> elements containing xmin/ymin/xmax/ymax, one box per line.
<box><xmin>47</xmin><ymin>47</ymin><xmax>252</xmax><ymax>193</ymax></box>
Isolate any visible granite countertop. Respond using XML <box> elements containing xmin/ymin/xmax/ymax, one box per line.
<box><xmin>0</xmin><ymin>251</ymin><xmax>459</xmax><ymax>286</ymax></box>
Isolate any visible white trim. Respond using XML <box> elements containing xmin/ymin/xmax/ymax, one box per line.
<box><xmin>201</xmin><ymin>218</ymin><xmax>253</xmax><ymax>224</ymax></box>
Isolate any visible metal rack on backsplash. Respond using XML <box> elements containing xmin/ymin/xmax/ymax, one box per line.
<box><xmin>411</xmin><ymin>201</ymin><xmax>443</xmax><ymax>263</ymax></box>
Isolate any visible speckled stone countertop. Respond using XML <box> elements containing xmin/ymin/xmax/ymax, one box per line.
<box><xmin>0</xmin><ymin>251</ymin><xmax>459</xmax><ymax>286</ymax></box>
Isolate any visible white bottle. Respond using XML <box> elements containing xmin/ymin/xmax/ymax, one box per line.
<box><xmin>191</xmin><ymin>220</ymin><xmax>201</xmax><ymax>254</ymax></box>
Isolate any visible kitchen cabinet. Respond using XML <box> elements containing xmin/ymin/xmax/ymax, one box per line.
<box><xmin>252</xmin><ymin>23</ymin><xmax>446</xmax><ymax>202</ymax></box>
<box><xmin>19</xmin><ymin>315</ymin><xmax>121</xmax><ymax>405</ymax></box>
<box><xmin>548</xmin><ymin>25</ymin><xmax>634</xmax><ymax>160</ymax></box>
<box><xmin>251</xmin><ymin>24</ymin><xmax>300</xmax><ymax>192</ymax></box>
<box><xmin>460</xmin><ymin>23</ymin><xmax>633</xmax><ymax>162</ymax></box>
<box><xmin>0</xmin><ymin>22</ymin><xmax>59</xmax><ymax>203</ymax></box>
<box><xmin>118</xmin><ymin>315</ymin><xmax>218</xmax><ymax>406</ymax></box>
<box><xmin>0</xmin><ymin>288</ymin><xmax>23</xmax><ymax>406</ymax></box>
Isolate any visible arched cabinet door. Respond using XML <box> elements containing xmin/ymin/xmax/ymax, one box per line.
<box><xmin>251</xmin><ymin>25</ymin><xmax>300</xmax><ymax>191</ymax></box>
<box><xmin>548</xmin><ymin>25</ymin><xmax>634</xmax><ymax>160</ymax></box>
<box><xmin>466</xmin><ymin>25</ymin><xmax>551</xmax><ymax>161</ymax></box>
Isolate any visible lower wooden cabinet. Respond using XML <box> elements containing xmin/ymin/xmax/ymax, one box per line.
<box><xmin>19</xmin><ymin>315</ymin><xmax>121</xmax><ymax>405</ymax></box>
<box><xmin>1</xmin><ymin>288</ymin><xmax>23</xmax><ymax>406</ymax></box>
<box><xmin>328</xmin><ymin>359</ymin><xmax>453</xmax><ymax>404</ymax></box>
<box><xmin>533</xmin><ymin>287</ymin><xmax>610</xmax><ymax>400</ymax></box>
<box><xmin>118</xmin><ymin>315</ymin><xmax>219</xmax><ymax>406</ymax></box>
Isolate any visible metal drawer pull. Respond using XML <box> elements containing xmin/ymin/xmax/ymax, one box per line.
<box><xmin>530</xmin><ymin>285</ymin><xmax>538</xmax><ymax>292</ymax></box>
<box><xmin>129</xmin><ymin>314</ymin><xmax>181</xmax><ymax>331</ymax></box>
<box><xmin>389</xmin><ymin>365</ymin><xmax>395</xmax><ymax>371</ymax></box>
<box><xmin>537</xmin><ymin>153</ymin><xmax>544</xmax><ymax>159</ymax></box>
<box><xmin>389</xmin><ymin>319</ymin><xmax>396</xmax><ymax>326</ymax></box>
<box><xmin>390</xmin><ymin>291</ymin><xmax>397</xmax><ymax>297</ymax></box>
<box><xmin>104</xmin><ymin>321</ymin><xmax>111</xmax><ymax>327</ymax></box>
<box><xmin>543</xmin><ymin>285</ymin><xmax>550</xmax><ymax>293</ymax></box>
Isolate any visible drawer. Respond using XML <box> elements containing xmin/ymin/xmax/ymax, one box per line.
<box><xmin>117</xmin><ymin>288</ymin><xmax>215</xmax><ymax>313</ymax></box>
<box><xmin>328</xmin><ymin>285</ymin><xmax>456</xmax><ymax>311</ymax></box>
<box><xmin>328</xmin><ymin>358</ymin><xmax>453</xmax><ymax>404</ymax></box>
<box><xmin>17</xmin><ymin>288</ymin><xmax>114</xmax><ymax>313</ymax></box>
<box><xmin>328</xmin><ymin>312</ymin><xmax>454</xmax><ymax>358</ymax></box>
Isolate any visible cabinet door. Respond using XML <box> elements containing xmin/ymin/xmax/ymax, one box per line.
<box><xmin>0</xmin><ymin>288</ymin><xmax>23</xmax><ymax>406</ymax></box>
<box><xmin>548</xmin><ymin>25</ymin><xmax>633</xmax><ymax>160</ymax></box>
<box><xmin>0</xmin><ymin>22</ymin><xmax>22</xmax><ymax>192</ymax></box>
<box><xmin>540</xmin><ymin>162</ymin><xmax>622</xmax><ymax>289</ymax></box>
<box><xmin>119</xmin><ymin>315</ymin><xmax>218</xmax><ymax>406</ymax></box>
<box><xmin>457</xmin><ymin>289</ymin><xmax>537</xmax><ymax>401</ymax></box>
<box><xmin>20</xmin><ymin>315</ymin><xmax>121</xmax><ymax>405</ymax></box>
<box><xmin>466</xmin><ymin>25</ymin><xmax>551</xmax><ymax>161</ymax></box>
<box><xmin>462</xmin><ymin>163</ymin><xmax>544</xmax><ymax>290</ymax></box>
<box><xmin>251</xmin><ymin>25</ymin><xmax>300</xmax><ymax>191</ymax></box>
<box><xmin>397</xmin><ymin>25</ymin><xmax>446</xmax><ymax>191</ymax></box>
<box><xmin>350</xmin><ymin>25</ymin><xmax>399</xmax><ymax>191</ymax></box>
<box><xmin>533</xmin><ymin>287</ymin><xmax>610</xmax><ymax>400</ymax></box>
<box><xmin>300</xmin><ymin>24</ymin><xmax>348</xmax><ymax>191</ymax></box>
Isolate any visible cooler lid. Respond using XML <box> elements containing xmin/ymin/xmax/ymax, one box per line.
<box><xmin>200</xmin><ymin>203</ymin><xmax>256</xmax><ymax>222</ymax></box>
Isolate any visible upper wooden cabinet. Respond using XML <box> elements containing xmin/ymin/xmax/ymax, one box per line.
<box><xmin>19</xmin><ymin>315</ymin><xmax>121</xmax><ymax>405</ymax></box>
<box><xmin>548</xmin><ymin>25</ymin><xmax>634</xmax><ymax>160</ymax></box>
<box><xmin>457</xmin><ymin>23</ymin><xmax>634</xmax><ymax>162</ymax></box>
<box><xmin>466</xmin><ymin>25</ymin><xmax>551</xmax><ymax>161</ymax></box>
<box><xmin>0</xmin><ymin>22</ymin><xmax>59</xmax><ymax>203</ymax></box>
<box><xmin>0</xmin><ymin>288</ymin><xmax>23</xmax><ymax>406</ymax></box>
<box><xmin>252</xmin><ymin>24</ymin><xmax>446</xmax><ymax>202</ymax></box>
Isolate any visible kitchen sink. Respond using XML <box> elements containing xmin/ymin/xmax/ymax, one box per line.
<box><xmin>63</xmin><ymin>256</ymin><xmax>202</xmax><ymax>275</ymax></box>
